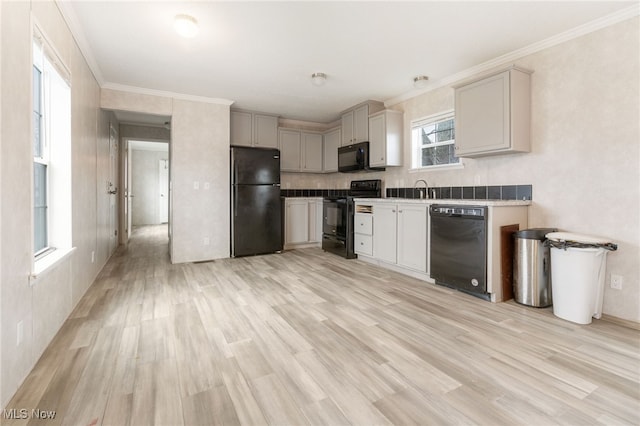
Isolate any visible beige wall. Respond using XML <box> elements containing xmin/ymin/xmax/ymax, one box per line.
<box><xmin>283</xmin><ymin>18</ymin><xmax>640</xmax><ymax>323</ymax></box>
<box><xmin>100</xmin><ymin>90</ymin><xmax>232</xmax><ymax>264</ymax></box>
<box><xmin>0</xmin><ymin>1</ymin><xmax>4</xmax><ymax>412</ymax></box>
<box><xmin>171</xmin><ymin>99</ymin><xmax>231</xmax><ymax>262</ymax></box>
<box><xmin>0</xmin><ymin>1</ymin><xmax>116</xmax><ymax>408</ymax></box>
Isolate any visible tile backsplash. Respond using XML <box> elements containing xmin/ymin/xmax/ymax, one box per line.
<box><xmin>387</xmin><ymin>184</ymin><xmax>532</xmax><ymax>201</ymax></box>
<box><xmin>280</xmin><ymin>189</ymin><xmax>349</xmax><ymax>197</ymax></box>
<box><xmin>281</xmin><ymin>184</ymin><xmax>532</xmax><ymax>201</ymax></box>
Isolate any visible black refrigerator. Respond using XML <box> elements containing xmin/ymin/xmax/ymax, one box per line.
<box><xmin>230</xmin><ymin>146</ymin><xmax>283</xmax><ymax>257</ymax></box>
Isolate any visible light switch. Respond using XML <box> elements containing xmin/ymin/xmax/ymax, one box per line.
<box><xmin>193</xmin><ymin>181</ymin><xmax>199</xmax><ymax>190</ymax></box>
<box><xmin>204</xmin><ymin>182</ymin><xmax>210</xmax><ymax>190</ymax></box>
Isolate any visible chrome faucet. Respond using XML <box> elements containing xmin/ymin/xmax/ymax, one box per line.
<box><xmin>414</xmin><ymin>179</ymin><xmax>429</xmax><ymax>199</ymax></box>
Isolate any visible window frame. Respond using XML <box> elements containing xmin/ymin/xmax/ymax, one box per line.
<box><xmin>31</xmin><ymin>23</ymin><xmax>73</xmax><ymax>270</ymax></box>
<box><xmin>33</xmin><ymin>38</ymin><xmax>51</xmax><ymax>258</ymax></box>
<box><xmin>410</xmin><ymin>110</ymin><xmax>462</xmax><ymax>171</ymax></box>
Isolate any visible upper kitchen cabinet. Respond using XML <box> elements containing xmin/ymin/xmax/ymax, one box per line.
<box><xmin>454</xmin><ymin>67</ymin><xmax>532</xmax><ymax>157</ymax></box>
<box><xmin>279</xmin><ymin>128</ymin><xmax>323</xmax><ymax>172</ymax></box>
<box><xmin>301</xmin><ymin>132</ymin><xmax>323</xmax><ymax>172</ymax></box>
<box><xmin>341</xmin><ymin>100</ymin><xmax>385</xmax><ymax>146</ymax></box>
<box><xmin>231</xmin><ymin>110</ymin><xmax>279</xmax><ymax>148</ymax></box>
<box><xmin>369</xmin><ymin>110</ymin><xmax>403</xmax><ymax>168</ymax></box>
<box><xmin>323</xmin><ymin>127</ymin><xmax>341</xmax><ymax>172</ymax></box>
<box><xmin>279</xmin><ymin>128</ymin><xmax>301</xmax><ymax>171</ymax></box>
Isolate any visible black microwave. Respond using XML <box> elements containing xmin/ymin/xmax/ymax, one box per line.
<box><xmin>338</xmin><ymin>141</ymin><xmax>384</xmax><ymax>173</ymax></box>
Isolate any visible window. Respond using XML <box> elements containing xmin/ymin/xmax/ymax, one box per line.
<box><xmin>32</xmin><ymin>28</ymin><xmax>72</xmax><ymax>261</ymax></box>
<box><xmin>411</xmin><ymin>111</ymin><xmax>460</xmax><ymax>169</ymax></box>
<box><xmin>33</xmin><ymin>48</ymin><xmax>47</xmax><ymax>254</ymax></box>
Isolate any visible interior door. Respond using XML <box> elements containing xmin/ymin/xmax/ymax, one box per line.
<box><xmin>158</xmin><ymin>159</ymin><xmax>169</xmax><ymax>223</ymax></box>
<box><xmin>127</xmin><ymin>144</ymin><xmax>132</xmax><ymax>240</ymax></box>
<box><xmin>108</xmin><ymin>125</ymin><xmax>118</xmax><ymax>254</ymax></box>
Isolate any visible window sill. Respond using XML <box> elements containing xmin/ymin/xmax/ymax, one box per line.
<box><xmin>409</xmin><ymin>162</ymin><xmax>465</xmax><ymax>172</ymax></box>
<box><xmin>30</xmin><ymin>247</ymin><xmax>76</xmax><ymax>284</ymax></box>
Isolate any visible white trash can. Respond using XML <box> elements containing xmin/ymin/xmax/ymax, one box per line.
<box><xmin>545</xmin><ymin>232</ymin><xmax>617</xmax><ymax>324</ymax></box>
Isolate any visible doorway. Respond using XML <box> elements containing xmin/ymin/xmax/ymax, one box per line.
<box><xmin>108</xmin><ymin>124</ymin><xmax>119</xmax><ymax>255</ymax></box>
<box><xmin>158</xmin><ymin>159</ymin><xmax>169</xmax><ymax>223</ymax></box>
<box><xmin>127</xmin><ymin>140</ymin><xmax>170</xmax><ymax>233</ymax></box>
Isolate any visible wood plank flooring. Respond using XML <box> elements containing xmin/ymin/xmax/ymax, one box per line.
<box><xmin>4</xmin><ymin>224</ymin><xmax>640</xmax><ymax>425</ymax></box>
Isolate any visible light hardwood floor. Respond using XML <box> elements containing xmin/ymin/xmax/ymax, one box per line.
<box><xmin>4</xmin><ymin>224</ymin><xmax>640</xmax><ymax>425</ymax></box>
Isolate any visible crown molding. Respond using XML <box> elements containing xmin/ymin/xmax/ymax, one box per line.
<box><xmin>102</xmin><ymin>83</ymin><xmax>235</xmax><ymax>106</ymax></box>
<box><xmin>385</xmin><ymin>4</ymin><xmax>640</xmax><ymax>107</ymax></box>
<box><xmin>56</xmin><ymin>0</ymin><xmax>104</xmax><ymax>86</ymax></box>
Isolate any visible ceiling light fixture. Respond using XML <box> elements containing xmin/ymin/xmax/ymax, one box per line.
<box><xmin>174</xmin><ymin>14</ymin><xmax>199</xmax><ymax>38</ymax></box>
<box><xmin>413</xmin><ymin>75</ymin><xmax>429</xmax><ymax>89</ymax></box>
<box><xmin>311</xmin><ymin>72</ymin><xmax>327</xmax><ymax>86</ymax></box>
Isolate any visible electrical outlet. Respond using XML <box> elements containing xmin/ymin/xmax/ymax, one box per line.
<box><xmin>610</xmin><ymin>274</ymin><xmax>623</xmax><ymax>290</ymax></box>
<box><xmin>203</xmin><ymin>237</ymin><xmax>210</xmax><ymax>246</ymax></box>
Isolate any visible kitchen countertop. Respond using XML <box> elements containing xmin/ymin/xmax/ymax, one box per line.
<box><xmin>355</xmin><ymin>198</ymin><xmax>531</xmax><ymax>207</ymax></box>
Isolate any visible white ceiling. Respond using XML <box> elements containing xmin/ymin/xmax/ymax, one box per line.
<box><xmin>60</xmin><ymin>1</ymin><xmax>636</xmax><ymax>124</ymax></box>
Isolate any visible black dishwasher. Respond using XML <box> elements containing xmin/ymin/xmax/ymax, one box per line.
<box><xmin>430</xmin><ymin>205</ymin><xmax>489</xmax><ymax>300</ymax></box>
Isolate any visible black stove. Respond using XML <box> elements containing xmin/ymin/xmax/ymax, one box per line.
<box><xmin>322</xmin><ymin>180</ymin><xmax>382</xmax><ymax>258</ymax></box>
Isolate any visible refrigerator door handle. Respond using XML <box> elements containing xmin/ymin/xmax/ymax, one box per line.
<box><xmin>233</xmin><ymin>186</ymin><xmax>238</xmax><ymax>217</ymax></box>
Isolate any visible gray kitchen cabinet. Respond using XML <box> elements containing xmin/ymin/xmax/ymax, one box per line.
<box><xmin>308</xmin><ymin>198</ymin><xmax>323</xmax><ymax>243</ymax></box>
<box><xmin>279</xmin><ymin>129</ymin><xmax>302</xmax><ymax>171</ymax></box>
<box><xmin>356</xmin><ymin>201</ymin><xmax>427</xmax><ymax>275</ymax></box>
<box><xmin>355</xmin><ymin>199</ymin><xmax>530</xmax><ymax>301</ymax></box>
<box><xmin>354</xmin><ymin>211</ymin><xmax>373</xmax><ymax>256</ymax></box>
<box><xmin>396</xmin><ymin>204</ymin><xmax>427</xmax><ymax>272</ymax></box>
<box><xmin>369</xmin><ymin>110</ymin><xmax>403</xmax><ymax>168</ymax></box>
<box><xmin>341</xmin><ymin>104</ymin><xmax>369</xmax><ymax>146</ymax></box>
<box><xmin>284</xmin><ymin>198</ymin><xmax>323</xmax><ymax>249</ymax></box>
<box><xmin>301</xmin><ymin>132</ymin><xmax>323</xmax><ymax>172</ymax></box>
<box><xmin>454</xmin><ymin>67</ymin><xmax>531</xmax><ymax>157</ymax></box>
<box><xmin>231</xmin><ymin>110</ymin><xmax>279</xmax><ymax>148</ymax></box>
<box><xmin>372</xmin><ymin>203</ymin><xmax>398</xmax><ymax>264</ymax></box>
<box><xmin>322</xmin><ymin>127</ymin><xmax>340</xmax><ymax>172</ymax></box>
<box><xmin>279</xmin><ymin>128</ymin><xmax>323</xmax><ymax>172</ymax></box>
<box><xmin>284</xmin><ymin>199</ymin><xmax>309</xmax><ymax>245</ymax></box>
<box><xmin>373</xmin><ymin>202</ymin><xmax>427</xmax><ymax>272</ymax></box>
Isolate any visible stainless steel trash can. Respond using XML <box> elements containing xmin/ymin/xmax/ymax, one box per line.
<box><xmin>513</xmin><ymin>228</ymin><xmax>557</xmax><ymax>307</ymax></box>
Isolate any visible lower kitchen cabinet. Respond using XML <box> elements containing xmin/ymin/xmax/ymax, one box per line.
<box><xmin>354</xmin><ymin>212</ymin><xmax>373</xmax><ymax>256</ymax></box>
<box><xmin>355</xmin><ymin>199</ymin><xmax>530</xmax><ymax>303</ymax></box>
<box><xmin>372</xmin><ymin>204</ymin><xmax>397</xmax><ymax>264</ymax></box>
<box><xmin>397</xmin><ymin>204</ymin><xmax>428</xmax><ymax>272</ymax></box>
<box><xmin>366</xmin><ymin>202</ymin><xmax>428</xmax><ymax>274</ymax></box>
<box><xmin>284</xmin><ymin>198</ymin><xmax>322</xmax><ymax>249</ymax></box>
